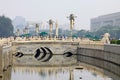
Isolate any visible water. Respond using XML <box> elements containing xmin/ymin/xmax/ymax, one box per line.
<box><xmin>10</xmin><ymin>66</ymin><xmax>112</xmax><ymax>80</ymax></box>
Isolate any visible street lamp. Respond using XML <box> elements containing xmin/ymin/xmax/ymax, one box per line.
<box><xmin>35</xmin><ymin>24</ymin><xmax>39</xmax><ymax>36</ymax></box>
<box><xmin>16</xmin><ymin>29</ymin><xmax>20</xmax><ymax>37</ymax></box>
<box><xmin>55</xmin><ymin>20</ymin><xmax>58</xmax><ymax>38</ymax></box>
<box><xmin>67</xmin><ymin>14</ymin><xmax>77</xmax><ymax>38</ymax></box>
<box><xmin>23</xmin><ymin>29</ymin><xmax>25</xmax><ymax>35</ymax></box>
<box><xmin>25</xmin><ymin>27</ymin><xmax>29</xmax><ymax>34</ymax></box>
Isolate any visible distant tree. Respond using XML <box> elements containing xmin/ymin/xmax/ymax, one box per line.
<box><xmin>0</xmin><ymin>16</ymin><xmax>14</xmax><ymax>37</ymax></box>
<box><xmin>76</xmin><ymin>29</ymin><xmax>92</xmax><ymax>37</ymax></box>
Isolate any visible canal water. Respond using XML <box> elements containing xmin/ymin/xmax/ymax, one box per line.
<box><xmin>9</xmin><ymin>66</ymin><xmax>112</xmax><ymax>80</ymax></box>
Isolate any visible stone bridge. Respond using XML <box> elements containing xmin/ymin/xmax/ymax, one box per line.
<box><xmin>12</xmin><ymin>41</ymin><xmax>78</xmax><ymax>66</ymax></box>
<box><xmin>0</xmin><ymin>41</ymin><xmax>120</xmax><ymax>80</ymax></box>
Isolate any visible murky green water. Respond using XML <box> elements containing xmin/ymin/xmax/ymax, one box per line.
<box><xmin>10</xmin><ymin>66</ymin><xmax>112</xmax><ymax>80</ymax></box>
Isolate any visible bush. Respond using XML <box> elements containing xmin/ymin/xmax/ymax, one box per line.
<box><xmin>111</xmin><ymin>40</ymin><xmax>117</xmax><ymax>44</ymax></box>
<box><xmin>111</xmin><ymin>40</ymin><xmax>120</xmax><ymax>44</ymax></box>
<box><xmin>117</xmin><ymin>40</ymin><xmax>120</xmax><ymax>44</ymax></box>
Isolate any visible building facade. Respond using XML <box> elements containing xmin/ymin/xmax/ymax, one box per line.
<box><xmin>90</xmin><ymin>12</ymin><xmax>120</xmax><ymax>32</ymax></box>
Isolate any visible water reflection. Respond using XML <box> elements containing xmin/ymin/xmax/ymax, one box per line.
<box><xmin>74</xmin><ymin>69</ymin><xmax>112</xmax><ymax>80</ymax></box>
<box><xmin>11</xmin><ymin>67</ymin><xmax>69</xmax><ymax>80</ymax></box>
<box><xmin>9</xmin><ymin>66</ymin><xmax>112</xmax><ymax>80</ymax></box>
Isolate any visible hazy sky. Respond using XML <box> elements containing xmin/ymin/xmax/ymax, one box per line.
<box><xmin>0</xmin><ymin>0</ymin><xmax>120</xmax><ymax>30</ymax></box>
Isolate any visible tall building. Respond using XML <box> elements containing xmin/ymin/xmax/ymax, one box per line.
<box><xmin>12</xmin><ymin>16</ymin><xmax>27</xmax><ymax>33</ymax></box>
<box><xmin>90</xmin><ymin>12</ymin><xmax>120</xmax><ymax>32</ymax></box>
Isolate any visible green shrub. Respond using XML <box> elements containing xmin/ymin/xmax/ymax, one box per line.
<box><xmin>111</xmin><ymin>40</ymin><xmax>117</xmax><ymax>44</ymax></box>
<box><xmin>111</xmin><ymin>40</ymin><xmax>120</xmax><ymax>44</ymax></box>
<box><xmin>117</xmin><ymin>40</ymin><xmax>120</xmax><ymax>44</ymax></box>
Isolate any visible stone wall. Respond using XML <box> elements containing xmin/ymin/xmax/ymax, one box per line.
<box><xmin>78</xmin><ymin>44</ymin><xmax>104</xmax><ymax>50</ymax></box>
<box><xmin>12</xmin><ymin>42</ymin><xmax>79</xmax><ymax>66</ymax></box>
<box><xmin>77</xmin><ymin>44</ymin><xmax>120</xmax><ymax>80</ymax></box>
<box><xmin>104</xmin><ymin>44</ymin><xmax>120</xmax><ymax>54</ymax></box>
<box><xmin>0</xmin><ymin>45</ymin><xmax>12</xmax><ymax>79</ymax></box>
<box><xmin>0</xmin><ymin>46</ymin><xmax>3</xmax><ymax>77</ymax></box>
<box><xmin>2</xmin><ymin>46</ymin><xmax>12</xmax><ymax>69</ymax></box>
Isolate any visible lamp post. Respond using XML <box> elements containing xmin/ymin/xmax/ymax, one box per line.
<box><xmin>35</xmin><ymin>24</ymin><xmax>39</xmax><ymax>36</ymax></box>
<box><xmin>67</xmin><ymin>14</ymin><xmax>77</xmax><ymax>39</ymax></box>
<box><xmin>16</xmin><ymin>29</ymin><xmax>20</xmax><ymax>37</ymax></box>
<box><xmin>55</xmin><ymin>20</ymin><xmax>58</xmax><ymax>38</ymax></box>
<box><xmin>25</xmin><ymin>27</ymin><xmax>29</xmax><ymax>34</ymax></box>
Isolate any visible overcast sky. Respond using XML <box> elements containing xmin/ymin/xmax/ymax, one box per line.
<box><xmin>0</xmin><ymin>0</ymin><xmax>120</xmax><ymax>30</ymax></box>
